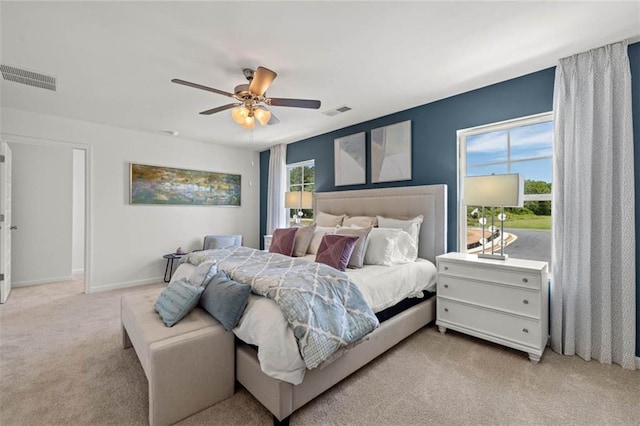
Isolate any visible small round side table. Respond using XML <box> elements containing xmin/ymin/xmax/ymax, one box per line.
<box><xmin>163</xmin><ymin>253</ymin><xmax>185</xmax><ymax>283</ymax></box>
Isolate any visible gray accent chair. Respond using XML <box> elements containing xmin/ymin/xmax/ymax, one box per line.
<box><xmin>203</xmin><ymin>234</ymin><xmax>242</xmax><ymax>250</ymax></box>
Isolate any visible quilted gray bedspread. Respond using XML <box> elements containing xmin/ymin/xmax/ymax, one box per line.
<box><xmin>182</xmin><ymin>247</ymin><xmax>379</xmax><ymax>369</ymax></box>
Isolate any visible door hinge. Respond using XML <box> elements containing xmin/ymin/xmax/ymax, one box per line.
<box><xmin>0</xmin><ymin>274</ymin><xmax>4</xmax><ymax>281</ymax></box>
<box><xmin>0</xmin><ymin>214</ymin><xmax>4</xmax><ymax>222</ymax></box>
<box><xmin>0</xmin><ymin>155</ymin><xmax>4</xmax><ymax>163</ymax></box>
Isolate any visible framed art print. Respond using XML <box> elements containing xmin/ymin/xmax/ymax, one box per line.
<box><xmin>371</xmin><ymin>120</ymin><xmax>412</xmax><ymax>183</ymax></box>
<box><xmin>334</xmin><ymin>132</ymin><xmax>366</xmax><ymax>186</ymax></box>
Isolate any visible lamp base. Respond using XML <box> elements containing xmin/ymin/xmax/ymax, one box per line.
<box><xmin>478</xmin><ymin>253</ymin><xmax>509</xmax><ymax>261</ymax></box>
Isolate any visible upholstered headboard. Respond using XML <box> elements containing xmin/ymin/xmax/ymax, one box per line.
<box><xmin>314</xmin><ymin>184</ymin><xmax>447</xmax><ymax>264</ymax></box>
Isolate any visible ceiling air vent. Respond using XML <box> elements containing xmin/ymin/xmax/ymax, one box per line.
<box><xmin>0</xmin><ymin>64</ymin><xmax>56</xmax><ymax>91</ymax></box>
<box><xmin>322</xmin><ymin>105</ymin><xmax>352</xmax><ymax>117</ymax></box>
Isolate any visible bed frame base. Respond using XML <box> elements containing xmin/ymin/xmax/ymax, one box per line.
<box><xmin>236</xmin><ymin>297</ymin><xmax>436</xmax><ymax>421</ymax></box>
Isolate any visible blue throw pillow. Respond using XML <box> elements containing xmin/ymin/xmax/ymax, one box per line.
<box><xmin>155</xmin><ymin>278</ymin><xmax>204</xmax><ymax>327</ymax></box>
<box><xmin>199</xmin><ymin>270</ymin><xmax>251</xmax><ymax>331</ymax></box>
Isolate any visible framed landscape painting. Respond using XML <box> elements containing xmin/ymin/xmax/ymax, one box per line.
<box><xmin>130</xmin><ymin>163</ymin><xmax>241</xmax><ymax>206</ymax></box>
<box><xmin>371</xmin><ymin>120</ymin><xmax>412</xmax><ymax>183</ymax></box>
<box><xmin>334</xmin><ymin>132</ymin><xmax>366</xmax><ymax>186</ymax></box>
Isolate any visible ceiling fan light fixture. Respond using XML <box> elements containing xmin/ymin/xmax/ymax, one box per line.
<box><xmin>231</xmin><ymin>105</ymin><xmax>250</xmax><ymax>125</ymax></box>
<box><xmin>254</xmin><ymin>107</ymin><xmax>272</xmax><ymax>126</ymax></box>
<box><xmin>240</xmin><ymin>115</ymin><xmax>255</xmax><ymax>130</ymax></box>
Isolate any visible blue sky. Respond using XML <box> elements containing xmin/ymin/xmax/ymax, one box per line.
<box><xmin>466</xmin><ymin>121</ymin><xmax>553</xmax><ymax>183</ymax></box>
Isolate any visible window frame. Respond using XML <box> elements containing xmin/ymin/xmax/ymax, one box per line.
<box><xmin>456</xmin><ymin>112</ymin><xmax>553</xmax><ymax>252</ymax></box>
<box><xmin>286</xmin><ymin>159</ymin><xmax>315</xmax><ymax>225</ymax></box>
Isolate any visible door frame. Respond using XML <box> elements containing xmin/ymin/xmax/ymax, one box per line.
<box><xmin>1</xmin><ymin>134</ymin><xmax>92</xmax><ymax>294</ymax></box>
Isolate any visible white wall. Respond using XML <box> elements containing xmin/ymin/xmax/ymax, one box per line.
<box><xmin>8</xmin><ymin>142</ymin><xmax>73</xmax><ymax>285</ymax></box>
<box><xmin>72</xmin><ymin>149</ymin><xmax>85</xmax><ymax>274</ymax></box>
<box><xmin>1</xmin><ymin>107</ymin><xmax>260</xmax><ymax>292</ymax></box>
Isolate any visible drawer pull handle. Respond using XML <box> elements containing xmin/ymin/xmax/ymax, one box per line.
<box><xmin>522</xmin><ymin>278</ymin><xmax>529</xmax><ymax>283</ymax></box>
<box><xmin>444</xmin><ymin>266</ymin><xmax>449</xmax><ymax>271</ymax></box>
<box><xmin>444</xmin><ymin>308</ymin><xmax>449</xmax><ymax>312</ymax></box>
<box><xmin>444</xmin><ymin>284</ymin><xmax>449</xmax><ymax>288</ymax></box>
<box><xmin>522</xmin><ymin>328</ymin><xmax>529</xmax><ymax>333</ymax></box>
<box><xmin>522</xmin><ymin>299</ymin><xmax>529</xmax><ymax>304</ymax></box>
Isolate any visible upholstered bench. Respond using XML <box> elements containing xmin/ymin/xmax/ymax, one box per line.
<box><xmin>121</xmin><ymin>288</ymin><xmax>234</xmax><ymax>426</ymax></box>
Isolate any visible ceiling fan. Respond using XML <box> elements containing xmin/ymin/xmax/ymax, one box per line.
<box><xmin>172</xmin><ymin>66</ymin><xmax>321</xmax><ymax>130</ymax></box>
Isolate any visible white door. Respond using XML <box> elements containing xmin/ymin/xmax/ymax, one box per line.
<box><xmin>0</xmin><ymin>142</ymin><xmax>12</xmax><ymax>303</ymax></box>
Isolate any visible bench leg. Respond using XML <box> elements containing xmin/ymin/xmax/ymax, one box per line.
<box><xmin>122</xmin><ymin>324</ymin><xmax>132</xmax><ymax>349</ymax></box>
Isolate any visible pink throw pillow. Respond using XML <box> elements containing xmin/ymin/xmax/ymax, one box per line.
<box><xmin>315</xmin><ymin>234</ymin><xmax>359</xmax><ymax>271</ymax></box>
<box><xmin>269</xmin><ymin>228</ymin><xmax>298</xmax><ymax>256</ymax></box>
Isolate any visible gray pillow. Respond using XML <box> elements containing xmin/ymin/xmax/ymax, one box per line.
<box><xmin>155</xmin><ymin>278</ymin><xmax>204</xmax><ymax>327</ymax></box>
<box><xmin>336</xmin><ymin>226</ymin><xmax>372</xmax><ymax>268</ymax></box>
<box><xmin>293</xmin><ymin>223</ymin><xmax>316</xmax><ymax>257</ymax></box>
<box><xmin>199</xmin><ymin>270</ymin><xmax>251</xmax><ymax>331</ymax></box>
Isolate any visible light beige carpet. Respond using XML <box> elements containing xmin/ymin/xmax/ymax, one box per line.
<box><xmin>1</xmin><ymin>280</ymin><xmax>638</xmax><ymax>425</ymax></box>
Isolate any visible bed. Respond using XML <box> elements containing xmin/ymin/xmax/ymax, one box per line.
<box><xmin>174</xmin><ymin>184</ymin><xmax>447</xmax><ymax>423</ymax></box>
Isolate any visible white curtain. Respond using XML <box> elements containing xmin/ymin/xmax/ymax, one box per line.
<box><xmin>266</xmin><ymin>144</ymin><xmax>288</xmax><ymax>235</ymax></box>
<box><xmin>551</xmin><ymin>40</ymin><xmax>636</xmax><ymax>369</ymax></box>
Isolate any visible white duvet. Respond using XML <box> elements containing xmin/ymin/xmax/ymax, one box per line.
<box><xmin>173</xmin><ymin>257</ymin><xmax>436</xmax><ymax>385</ymax></box>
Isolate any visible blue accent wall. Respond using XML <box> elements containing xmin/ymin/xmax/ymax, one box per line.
<box><xmin>261</xmin><ymin>43</ymin><xmax>640</xmax><ymax>357</ymax></box>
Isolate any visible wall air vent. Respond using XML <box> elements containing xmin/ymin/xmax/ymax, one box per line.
<box><xmin>322</xmin><ymin>105</ymin><xmax>352</xmax><ymax>117</ymax></box>
<box><xmin>0</xmin><ymin>64</ymin><xmax>56</xmax><ymax>91</ymax></box>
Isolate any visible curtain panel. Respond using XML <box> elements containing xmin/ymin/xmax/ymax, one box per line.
<box><xmin>266</xmin><ymin>144</ymin><xmax>288</xmax><ymax>235</ymax></box>
<box><xmin>551</xmin><ymin>40</ymin><xmax>636</xmax><ymax>369</ymax></box>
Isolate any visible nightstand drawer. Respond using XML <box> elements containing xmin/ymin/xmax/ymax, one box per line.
<box><xmin>437</xmin><ymin>299</ymin><xmax>540</xmax><ymax>348</ymax></box>
<box><xmin>438</xmin><ymin>276</ymin><xmax>540</xmax><ymax>318</ymax></box>
<box><xmin>438</xmin><ymin>261</ymin><xmax>540</xmax><ymax>290</ymax></box>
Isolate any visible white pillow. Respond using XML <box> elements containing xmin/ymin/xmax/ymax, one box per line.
<box><xmin>390</xmin><ymin>230</ymin><xmax>419</xmax><ymax>263</ymax></box>
<box><xmin>363</xmin><ymin>228</ymin><xmax>401</xmax><ymax>266</ymax></box>
<box><xmin>307</xmin><ymin>226</ymin><xmax>337</xmax><ymax>254</ymax></box>
<box><xmin>377</xmin><ymin>215</ymin><xmax>424</xmax><ymax>245</ymax></box>
<box><xmin>343</xmin><ymin>215</ymin><xmax>377</xmax><ymax>228</ymax></box>
<box><xmin>316</xmin><ymin>211</ymin><xmax>345</xmax><ymax>227</ymax></box>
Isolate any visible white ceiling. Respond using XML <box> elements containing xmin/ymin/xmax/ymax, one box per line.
<box><xmin>1</xmin><ymin>1</ymin><xmax>639</xmax><ymax>151</ymax></box>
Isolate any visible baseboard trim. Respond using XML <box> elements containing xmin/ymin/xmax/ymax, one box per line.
<box><xmin>89</xmin><ymin>276</ymin><xmax>164</xmax><ymax>293</ymax></box>
<box><xmin>72</xmin><ymin>268</ymin><xmax>84</xmax><ymax>275</ymax></box>
<box><xmin>13</xmin><ymin>275</ymin><xmax>74</xmax><ymax>287</ymax></box>
<box><xmin>636</xmin><ymin>357</ymin><xmax>640</xmax><ymax>369</ymax></box>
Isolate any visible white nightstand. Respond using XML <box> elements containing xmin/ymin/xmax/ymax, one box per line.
<box><xmin>436</xmin><ymin>252</ymin><xmax>549</xmax><ymax>363</ymax></box>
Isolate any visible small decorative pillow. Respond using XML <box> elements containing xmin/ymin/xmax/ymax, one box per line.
<box><xmin>364</xmin><ymin>228</ymin><xmax>402</xmax><ymax>266</ymax></box>
<box><xmin>308</xmin><ymin>226</ymin><xmax>337</xmax><ymax>254</ymax></box>
<box><xmin>269</xmin><ymin>227</ymin><xmax>298</xmax><ymax>256</ymax></box>
<box><xmin>155</xmin><ymin>278</ymin><xmax>204</xmax><ymax>327</ymax></box>
<box><xmin>343</xmin><ymin>215</ymin><xmax>378</xmax><ymax>228</ymax></box>
<box><xmin>292</xmin><ymin>223</ymin><xmax>316</xmax><ymax>257</ymax></box>
<box><xmin>377</xmin><ymin>215</ymin><xmax>424</xmax><ymax>244</ymax></box>
<box><xmin>315</xmin><ymin>234</ymin><xmax>359</xmax><ymax>271</ymax></box>
<box><xmin>199</xmin><ymin>270</ymin><xmax>252</xmax><ymax>331</ymax></box>
<box><xmin>316</xmin><ymin>211</ymin><xmax>346</xmax><ymax>227</ymax></box>
<box><xmin>188</xmin><ymin>260</ymin><xmax>218</xmax><ymax>287</ymax></box>
<box><xmin>335</xmin><ymin>226</ymin><xmax>372</xmax><ymax>268</ymax></box>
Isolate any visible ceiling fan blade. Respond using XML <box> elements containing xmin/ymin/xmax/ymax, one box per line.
<box><xmin>248</xmin><ymin>66</ymin><xmax>277</xmax><ymax>96</ymax></box>
<box><xmin>199</xmin><ymin>103</ymin><xmax>241</xmax><ymax>115</ymax></box>
<box><xmin>267</xmin><ymin>113</ymin><xmax>280</xmax><ymax>125</ymax></box>
<box><xmin>267</xmin><ymin>97</ymin><xmax>321</xmax><ymax>109</ymax></box>
<box><xmin>171</xmin><ymin>78</ymin><xmax>234</xmax><ymax>98</ymax></box>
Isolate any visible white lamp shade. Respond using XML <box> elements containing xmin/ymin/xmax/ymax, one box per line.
<box><xmin>284</xmin><ymin>191</ymin><xmax>313</xmax><ymax>209</ymax></box>
<box><xmin>254</xmin><ymin>107</ymin><xmax>272</xmax><ymax>126</ymax></box>
<box><xmin>464</xmin><ymin>174</ymin><xmax>524</xmax><ymax>207</ymax></box>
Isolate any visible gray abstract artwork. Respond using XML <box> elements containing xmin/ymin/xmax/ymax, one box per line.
<box><xmin>371</xmin><ymin>120</ymin><xmax>412</xmax><ymax>183</ymax></box>
<box><xmin>334</xmin><ymin>132</ymin><xmax>366</xmax><ymax>186</ymax></box>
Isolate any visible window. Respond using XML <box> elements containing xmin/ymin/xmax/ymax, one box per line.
<box><xmin>287</xmin><ymin>160</ymin><xmax>315</xmax><ymax>226</ymax></box>
<box><xmin>458</xmin><ymin>112</ymin><xmax>553</xmax><ymax>267</ymax></box>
